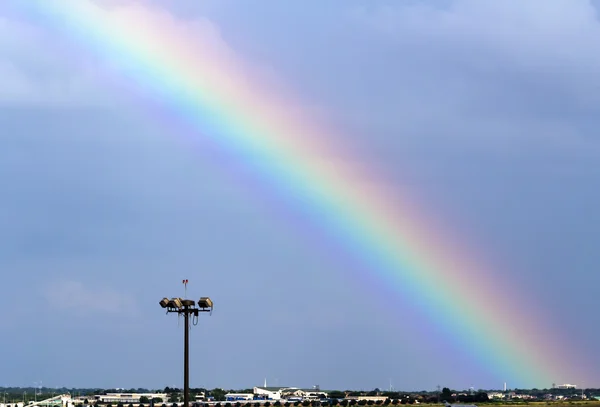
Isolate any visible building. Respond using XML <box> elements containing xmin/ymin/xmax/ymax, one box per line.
<box><xmin>297</xmin><ymin>390</ymin><xmax>328</xmax><ymax>401</ymax></box>
<box><xmin>252</xmin><ymin>388</ymin><xmax>328</xmax><ymax>401</ymax></box>
<box><xmin>94</xmin><ymin>394</ymin><xmax>168</xmax><ymax>404</ymax></box>
<box><xmin>345</xmin><ymin>397</ymin><xmax>388</xmax><ymax>403</ymax></box>
<box><xmin>224</xmin><ymin>394</ymin><xmax>254</xmax><ymax>402</ymax></box>
<box><xmin>280</xmin><ymin>389</ymin><xmax>326</xmax><ymax>401</ymax></box>
<box><xmin>556</xmin><ymin>384</ymin><xmax>577</xmax><ymax>389</ymax></box>
<box><xmin>253</xmin><ymin>387</ymin><xmax>287</xmax><ymax>400</ymax></box>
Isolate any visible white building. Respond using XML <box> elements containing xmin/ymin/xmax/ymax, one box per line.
<box><xmin>3</xmin><ymin>395</ymin><xmax>71</xmax><ymax>407</ymax></box>
<box><xmin>287</xmin><ymin>390</ymin><xmax>328</xmax><ymax>401</ymax></box>
<box><xmin>253</xmin><ymin>388</ymin><xmax>328</xmax><ymax>401</ymax></box>
<box><xmin>253</xmin><ymin>388</ymin><xmax>285</xmax><ymax>400</ymax></box>
<box><xmin>557</xmin><ymin>384</ymin><xmax>577</xmax><ymax>389</ymax></box>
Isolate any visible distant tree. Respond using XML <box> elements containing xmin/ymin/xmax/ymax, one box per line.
<box><xmin>211</xmin><ymin>390</ymin><xmax>226</xmax><ymax>402</ymax></box>
<box><xmin>328</xmin><ymin>393</ymin><xmax>344</xmax><ymax>401</ymax></box>
<box><xmin>475</xmin><ymin>393</ymin><xmax>489</xmax><ymax>403</ymax></box>
<box><xmin>168</xmin><ymin>395</ymin><xmax>179</xmax><ymax>403</ymax></box>
<box><xmin>440</xmin><ymin>389</ymin><xmax>452</xmax><ymax>403</ymax></box>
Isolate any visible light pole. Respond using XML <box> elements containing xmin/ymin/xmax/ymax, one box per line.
<box><xmin>159</xmin><ymin>294</ymin><xmax>213</xmax><ymax>407</ymax></box>
<box><xmin>34</xmin><ymin>382</ymin><xmax>40</xmax><ymax>403</ymax></box>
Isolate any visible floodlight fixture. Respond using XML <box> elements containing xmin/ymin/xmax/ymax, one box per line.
<box><xmin>159</xmin><ymin>298</ymin><xmax>170</xmax><ymax>308</ymax></box>
<box><xmin>198</xmin><ymin>297</ymin><xmax>213</xmax><ymax>310</ymax></box>
<box><xmin>168</xmin><ymin>297</ymin><xmax>183</xmax><ymax>309</ymax></box>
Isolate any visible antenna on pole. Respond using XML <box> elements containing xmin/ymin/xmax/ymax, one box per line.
<box><xmin>183</xmin><ymin>279</ymin><xmax>189</xmax><ymax>298</ymax></box>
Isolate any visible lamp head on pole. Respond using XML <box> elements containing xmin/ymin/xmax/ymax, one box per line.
<box><xmin>167</xmin><ymin>298</ymin><xmax>183</xmax><ymax>309</ymax></box>
<box><xmin>198</xmin><ymin>297</ymin><xmax>213</xmax><ymax>311</ymax></box>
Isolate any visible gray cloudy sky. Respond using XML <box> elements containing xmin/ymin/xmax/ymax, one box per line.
<box><xmin>1</xmin><ymin>0</ymin><xmax>600</xmax><ymax>392</ymax></box>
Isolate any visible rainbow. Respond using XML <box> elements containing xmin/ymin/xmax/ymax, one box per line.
<box><xmin>11</xmin><ymin>1</ymin><xmax>589</xmax><ymax>387</ymax></box>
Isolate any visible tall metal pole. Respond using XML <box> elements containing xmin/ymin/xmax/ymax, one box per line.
<box><xmin>160</xmin><ymin>294</ymin><xmax>212</xmax><ymax>407</ymax></box>
<box><xmin>184</xmin><ymin>307</ymin><xmax>190</xmax><ymax>407</ymax></box>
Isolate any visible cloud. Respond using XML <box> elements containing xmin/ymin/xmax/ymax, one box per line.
<box><xmin>43</xmin><ymin>280</ymin><xmax>139</xmax><ymax>316</ymax></box>
<box><xmin>0</xmin><ymin>14</ymin><xmax>106</xmax><ymax>106</ymax></box>
<box><xmin>349</xmin><ymin>0</ymin><xmax>600</xmax><ymax>95</ymax></box>
<box><xmin>326</xmin><ymin>0</ymin><xmax>600</xmax><ymax>166</ymax></box>
<box><xmin>0</xmin><ymin>1</ymin><xmax>297</xmax><ymax>111</ymax></box>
